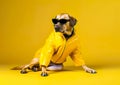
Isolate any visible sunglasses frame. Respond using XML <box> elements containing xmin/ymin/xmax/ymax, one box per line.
<box><xmin>52</xmin><ymin>19</ymin><xmax>70</xmax><ymax>24</ymax></box>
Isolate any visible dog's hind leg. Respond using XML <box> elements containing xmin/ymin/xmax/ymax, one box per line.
<box><xmin>31</xmin><ymin>64</ymin><xmax>40</xmax><ymax>72</ymax></box>
<box><xmin>20</xmin><ymin>58</ymin><xmax>39</xmax><ymax>74</ymax></box>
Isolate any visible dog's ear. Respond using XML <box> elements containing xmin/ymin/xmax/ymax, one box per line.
<box><xmin>69</xmin><ymin>16</ymin><xmax>77</xmax><ymax>27</ymax></box>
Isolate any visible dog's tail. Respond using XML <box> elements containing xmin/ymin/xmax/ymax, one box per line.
<box><xmin>11</xmin><ymin>65</ymin><xmax>26</xmax><ymax>70</ymax></box>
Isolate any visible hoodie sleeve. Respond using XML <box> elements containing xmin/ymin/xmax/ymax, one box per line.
<box><xmin>70</xmin><ymin>47</ymin><xmax>85</xmax><ymax>66</ymax></box>
<box><xmin>39</xmin><ymin>33</ymin><xmax>55</xmax><ymax>67</ymax></box>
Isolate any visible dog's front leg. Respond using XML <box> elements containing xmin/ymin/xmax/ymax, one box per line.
<box><xmin>82</xmin><ymin>65</ymin><xmax>97</xmax><ymax>74</ymax></box>
<box><xmin>41</xmin><ymin>65</ymin><xmax>48</xmax><ymax>77</ymax></box>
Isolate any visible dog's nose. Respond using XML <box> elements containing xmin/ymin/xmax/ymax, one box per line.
<box><xmin>55</xmin><ymin>24</ymin><xmax>60</xmax><ymax>29</ymax></box>
<box><xmin>54</xmin><ymin>24</ymin><xmax>61</xmax><ymax>32</ymax></box>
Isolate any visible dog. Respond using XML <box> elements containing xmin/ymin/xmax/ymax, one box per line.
<box><xmin>12</xmin><ymin>13</ymin><xmax>96</xmax><ymax>77</ymax></box>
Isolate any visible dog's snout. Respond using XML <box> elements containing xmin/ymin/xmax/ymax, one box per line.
<box><xmin>55</xmin><ymin>24</ymin><xmax>60</xmax><ymax>29</ymax></box>
<box><xmin>54</xmin><ymin>24</ymin><xmax>61</xmax><ymax>32</ymax></box>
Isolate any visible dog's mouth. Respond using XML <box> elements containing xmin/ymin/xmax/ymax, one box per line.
<box><xmin>54</xmin><ymin>27</ymin><xmax>73</xmax><ymax>37</ymax></box>
<box><xmin>55</xmin><ymin>28</ymin><xmax>64</xmax><ymax>33</ymax></box>
<box><xmin>54</xmin><ymin>28</ymin><xmax>60</xmax><ymax>32</ymax></box>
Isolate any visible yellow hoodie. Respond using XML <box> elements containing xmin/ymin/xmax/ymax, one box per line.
<box><xmin>35</xmin><ymin>31</ymin><xmax>85</xmax><ymax>67</ymax></box>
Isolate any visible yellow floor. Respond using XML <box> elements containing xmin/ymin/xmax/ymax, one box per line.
<box><xmin>0</xmin><ymin>65</ymin><xmax>120</xmax><ymax>85</ymax></box>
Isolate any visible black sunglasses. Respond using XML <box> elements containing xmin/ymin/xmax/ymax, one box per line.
<box><xmin>52</xmin><ymin>19</ymin><xmax>70</xmax><ymax>24</ymax></box>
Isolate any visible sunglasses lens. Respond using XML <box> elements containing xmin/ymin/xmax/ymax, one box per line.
<box><xmin>59</xmin><ymin>19</ymin><xmax>68</xmax><ymax>24</ymax></box>
<box><xmin>52</xmin><ymin>19</ymin><xmax>58</xmax><ymax>24</ymax></box>
<box><xmin>52</xmin><ymin>19</ymin><xmax>69</xmax><ymax>24</ymax></box>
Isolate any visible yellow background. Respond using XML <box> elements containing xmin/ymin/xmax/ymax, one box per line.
<box><xmin>0</xmin><ymin>0</ymin><xmax>120</xmax><ymax>85</ymax></box>
<box><xmin>0</xmin><ymin>0</ymin><xmax>120</xmax><ymax>66</ymax></box>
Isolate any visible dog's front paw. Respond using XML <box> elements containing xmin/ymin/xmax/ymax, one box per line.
<box><xmin>82</xmin><ymin>65</ymin><xmax>97</xmax><ymax>74</ymax></box>
<box><xmin>41</xmin><ymin>72</ymin><xmax>48</xmax><ymax>77</ymax></box>
<box><xmin>85</xmin><ymin>67</ymin><xmax>97</xmax><ymax>74</ymax></box>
